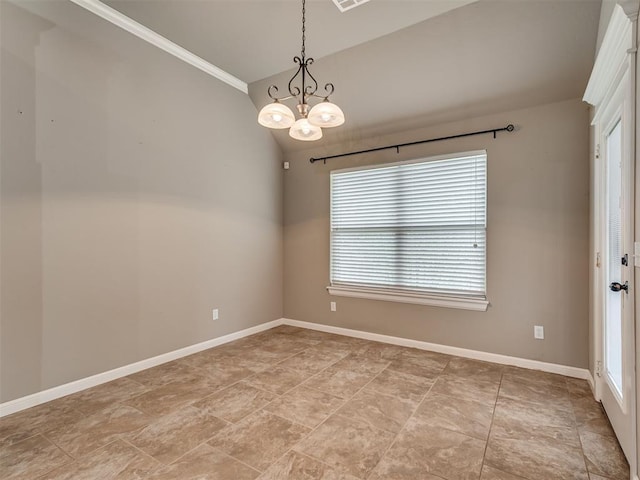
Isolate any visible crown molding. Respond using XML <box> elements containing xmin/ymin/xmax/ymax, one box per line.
<box><xmin>68</xmin><ymin>0</ymin><xmax>248</xmax><ymax>94</ymax></box>
<box><xmin>584</xmin><ymin>4</ymin><xmax>633</xmax><ymax>107</ymax></box>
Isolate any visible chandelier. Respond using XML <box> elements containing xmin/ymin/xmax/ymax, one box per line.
<box><xmin>257</xmin><ymin>0</ymin><xmax>345</xmax><ymax>141</ymax></box>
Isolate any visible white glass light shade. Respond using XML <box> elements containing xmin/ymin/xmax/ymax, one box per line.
<box><xmin>308</xmin><ymin>101</ymin><xmax>345</xmax><ymax>128</ymax></box>
<box><xmin>289</xmin><ymin>118</ymin><xmax>323</xmax><ymax>141</ymax></box>
<box><xmin>258</xmin><ymin>102</ymin><xmax>295</xmax><ymax>129</ymax></box>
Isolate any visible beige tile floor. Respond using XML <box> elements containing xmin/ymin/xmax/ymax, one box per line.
<box><xmin>0</xmin><ymin>325</ymin><xmax>630</xmax><ymax>480</ymax></box>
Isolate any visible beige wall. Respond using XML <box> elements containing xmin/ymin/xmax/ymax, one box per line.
<box><xmin>0</xmin><ymin>0</ymin><xmax>593</xmax><ymax>405</ymax></box>
<box><xmin>284</xmin><ymin>98</ymin><xmax>590</xmax><ymax>369</ymax></box>
<box><xmin>0</xmin><ymin>1</ymin><xmax>283</xmax><ymax>403</ymax></box>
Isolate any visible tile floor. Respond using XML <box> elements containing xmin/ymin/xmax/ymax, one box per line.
<box><xmin>0</xmin><ymin>325</ymin><xmax>630</xmax><ymax>480</ymax></box>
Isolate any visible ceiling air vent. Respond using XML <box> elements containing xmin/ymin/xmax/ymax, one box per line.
<box><xmin>332</xmin><ymin>0</ymin><xmax>371</xmax><ymax>13</ymax></box>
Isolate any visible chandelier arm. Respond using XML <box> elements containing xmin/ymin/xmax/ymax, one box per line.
<box><xmin>267</xmin><ymin>85</ymin><xmax>280</xmax><ymax>100</ymax></box>
<box><xmin>306</xmin><ymin>83</ymin><xmax>335</xmax><ymax>100</ymax></box>
<box><xmin>267</xmin><ymin>85</ymin><xmax>296</xmax><ymax>102</ymax></box>
<box><xmin>303</xmin><ymin>59</ymin><xmax>319</xmax><ymax>97</ymax></box>
<box><xmin>287</xmin><ymin>59</ymin><xmax>304</xmax><ymax>99</ymax></box>
<box><xmin>322</xmin><ymin>83</ymin><xmax>335</xmax><ymax>99</ymax></box>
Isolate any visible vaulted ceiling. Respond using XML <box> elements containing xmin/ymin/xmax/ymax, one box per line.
<box><xmin>91</xmin><ymin>0</ymin><xmax>602</xmax><ymax>152</ymax></box>
<box><xmin>104</xmin><ymin>0</ymin><xmax>478</xmax><ymax>83</ymax></box>
<box><xmin>249</xmin><ymin>0</ymin><xmax>601</xmax><ymax>151</ymax></box>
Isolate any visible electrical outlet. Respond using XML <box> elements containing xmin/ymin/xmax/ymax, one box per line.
<box><xmin>534</xmin><ymin>325</ymin><xmax>544</xmax><ymax>339</ymax></box>
<box><xmin>212</xmin><ymin>308</ymin><xmax>219</xmax><ymax>321</ymax></box>
<box><xmin>330</xmin><ymin>301</ymin><xmax>336</xmax><ymax>312</ymax></box>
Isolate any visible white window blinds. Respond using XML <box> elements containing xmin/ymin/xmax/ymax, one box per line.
<box><xmin>330</xmin><ymin>151</ymin><xmax>487</xmax><ymax>298</ymax></box>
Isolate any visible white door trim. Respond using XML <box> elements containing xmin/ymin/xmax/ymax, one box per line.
<box><xmin>584</xmin><ymin>4</ymin><xmax>633</xmax><ymax>107</ymax></box>
<box><xmin>585</xmin><ymin>3</ymin><xmax>639</xmax><ymax>475</ymax></box>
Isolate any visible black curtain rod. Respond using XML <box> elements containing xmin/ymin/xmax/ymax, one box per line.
<box><xmin>309</xmin><ymin>124</ymin><xmax>515</xmax><ymax>164</ymax></box>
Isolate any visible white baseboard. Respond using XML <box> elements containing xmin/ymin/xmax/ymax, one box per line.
<box><xmin>0</xmin><ymin>319</ymin><xmax>281</xmax><ymax>418</ymax></box>
<box><xmin>1</xmin><ymin>316</ymin><xmax>593</xmax><ymax>418</ymax></box>
<box><xmin>281</xmin><ymin>318</ymin><xmax>591</xmax><ymax>380</ymax></box>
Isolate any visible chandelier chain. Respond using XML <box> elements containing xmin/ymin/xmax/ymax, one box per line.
<box><xmin>301</xmin><ymin>0</ymin><xmax>306</xmax><ymax>59</ymax></box>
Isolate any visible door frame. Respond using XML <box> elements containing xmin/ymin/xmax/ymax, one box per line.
<box><xmin>595</xmin><ymin>60</ymin><xmax>636</xmax><ymax>457</ymax></box>
<box><xmin>586</xmin><ymin>2</ymin><xmax>638</xmax><ymax>477</ymax></box>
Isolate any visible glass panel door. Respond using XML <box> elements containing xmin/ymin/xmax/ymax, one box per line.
<box><xmin>599</xmin><ymin>96</ymin><xmax>633</xmax><ymax>465</ymax></box>
<box><xmin>605</xmin><ymin>119</ymin><xmax>623</xmax><ymax>398</ymax></box>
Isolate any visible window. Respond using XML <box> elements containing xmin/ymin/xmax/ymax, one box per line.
<box><xmin>328</xmin><ymin>151</ymin><xmax>488</xmax><ymax>311</ymax></box>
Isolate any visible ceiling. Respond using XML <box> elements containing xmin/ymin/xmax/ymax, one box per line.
<box><xmin>105</xmin><ymin>0</ymin><xmax>477</xmax><ymax>83</ymax></box>
<box><xmin>249</xmin><ymin>0</ymin><xmax>601</xmax><ymax>152</ymax></box>
<box><xmin>90</xmin><ymin>0</ymin><xmax>601</xmax><ymax>152</ymax></box>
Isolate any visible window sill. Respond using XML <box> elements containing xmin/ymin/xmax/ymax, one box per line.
<box><xmin>326</xmin><ymin>285</ymin><xmax>489</xmax><ymax>312</ymax></box>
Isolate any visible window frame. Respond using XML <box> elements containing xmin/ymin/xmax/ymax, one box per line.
<box><xmin>327</xmin><ymin>150</ymin><xmax>489</xmax><ymax>312</ymax></box>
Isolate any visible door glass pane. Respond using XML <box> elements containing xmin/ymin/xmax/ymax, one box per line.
<box><xmin>605</xmin><ymin>119</ymin><xmax>623</xmax><ymax>396</ymax></box>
